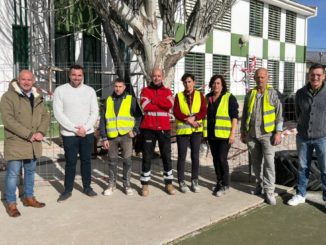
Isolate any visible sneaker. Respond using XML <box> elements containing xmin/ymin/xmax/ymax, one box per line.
<box><xmin>84</xmin><ymin>188</ymin><xmax>97</xmax><ymax>197</ymax></box>
<box><xmin>287</xmin><ymin>194</ymin><xmax>306</xmax><ymax>206</ymax></box>
<box><xmin>216</xmin><ymin>186</ymin><xmax>230</xmax><ymax>197</ymax></box>
<box><xmin>212</xmin><ymin>184</ymin><xmax>221</xmax><ymax>195</ymax></box>
<box><xmin>142</xmin><ymin>185</ymin><xmax>149</xmax><ymax>197</ymax></box>
<box><xmin>265</xmin><ymin>192</ymin><xmax>276</xmax><ymax>205</ymax></box>
<box><xmin>179</xmin><ymin>181</ymin><xmax>190</xmax><ymax>193</ymax></box>
<box><xmin>57</xmin><ymin>192</ymin><xmax>72</xmax><ymax>203</ymax></box>
<box><xmin>165</xmin><ymin>184</ymin><xmax>176</xmax><ymax>195</ymax></box>
<box><xmin>191</xmin><ymin>179</ymin><xmax>200</xmax><ymax>193</ymax></box>
<box><xmin>252</xmin><ymin>185</ymin><xmax>264</xmax><ymax>195</ymax></box>
<box><xmin>124</xmin><ymin>186</ymin><xmax>134</xmax><ymax>196</ymax></box>
<box><xmin>103</xmin><ymin>183</ymin><xmax>116</xmax><ymax>196</ymax></box>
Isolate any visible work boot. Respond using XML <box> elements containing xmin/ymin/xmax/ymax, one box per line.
<box><xmin>165</xmin><ymin>184</ymin><xmax>176</xmax><ymax>195</ymax></box>
<box><xmin>142</xmin><ymin>185</ymin><xmax>149</xmax><ymax>197</ymax></box>
<box><xmin>191</xmin><ymin>179</ymin><xmax>200</xmax><ymax>193</ymax></box>
<box><xmin>22</xmin><ymin>197</ymin><xmax>45</xmax><ymax>208</ymax></box>
<box><xmin>6</xmin><ymin>203</ymin><xmax>21</xmax><ymax>217</ymax></box>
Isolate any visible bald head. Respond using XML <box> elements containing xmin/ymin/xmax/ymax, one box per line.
<box><xmin>254</xmin><ymin>68</ymin><xmax>269</xmax><ymax>91</ymax></box>
<box><xmin>151</xmin><ymin>68</ymin><xmax>164</xmax><ymax>86</ymax></box>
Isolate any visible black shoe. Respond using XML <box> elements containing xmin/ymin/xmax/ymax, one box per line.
<box><xmin>84</xmin><ymin>188</ymin><xmax>97</xmax><ymax>197</ymax></box>
<box><xmin>212</xmin><ymin>184</ymin><xmax>221</xmax><ymax>195</ymax></box>
<box><xmin>57</xmin><ymin>192</ymin><xmax>72</xmax><ymax>203</ymax></box>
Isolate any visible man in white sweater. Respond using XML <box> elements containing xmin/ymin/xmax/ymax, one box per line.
<box><xmin>53</xmin><ymin>64</ymin><xmax>99</xmax><ymax>202</ymax></box>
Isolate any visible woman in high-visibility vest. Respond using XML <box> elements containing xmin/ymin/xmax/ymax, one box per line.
<box><xmin>173</xmin><ymin>73</ymin><xmax>207</xmax><ymax>193</ymax></box>
<box><xmin>204</xmin><ymin>75</ymin><xmax>239</xmax><ymax>197</ymax></box>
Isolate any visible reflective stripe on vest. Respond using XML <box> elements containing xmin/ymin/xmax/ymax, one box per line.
<box><xmin>214</xmin><ymin>92</ymin><xmax>231</xmax><ymax>138</ymax></box>
<box><xmin>105</xmin><ymin>95</ymin><xmax>135</xmax><ymax>138</ymax></box>
<box><xmin>245</xmin><ymin>86</ymin><xmax>276</xmax><ymax>133</ymax></box>
<box><xmin>176</xmin><ymin>90</ymin><xmax>203</xmax><ymax>135</ymax></box>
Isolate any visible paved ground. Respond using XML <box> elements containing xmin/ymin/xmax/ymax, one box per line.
<box><xmin>0</xmin><ymin>126</ymin><xmax>297</xmax><ymax>245</ymax></box>
<box><xmin>0</xmin><ymin>156</ymin><xmax>292</xmax><ymax>245</ymax></box>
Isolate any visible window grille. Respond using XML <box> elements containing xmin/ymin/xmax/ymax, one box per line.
<box><xmin>285</xmin><ymin>10</ymin><xmax>296</xmax><ymax>43</ymax></box>
<box><xmin>213</xmin><ymin>55</ymin><xmax>230</xmax><ymax>88</ymax></box>
<box><xmin>284</xmin><ymin>62</ymin><xmax>295</xmax><ymax>94</ymax></box>
<box><xmin>267</xmin><ymin>60</ymin><xmax>280</xmax><ymax>90</ymax></box>
<box><xmin>249</xmin><ymin>0</ymin><xmax>264</xmax><ymax>37</ymax></box>
<box><xmin>185</xmin><ymin>52</ymin><xmax>206</xmax><ymax>92</ymax></box>
<box><xmin>268</xmin><ymin>5</ymin><xmax>281</xmax><ymax>40</ymax></box>
<box><xmin>214</xmin><ymin>3</ymin><xmax>231</xmax><ymax>32</ymax></box>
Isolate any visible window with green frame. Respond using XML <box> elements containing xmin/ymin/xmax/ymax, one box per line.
<box><xmin>185</xmin><ymin>52</ymin><xmax>205</xmax><ymax>92</ymax></box>
<box><xmin>12</xmin><ymin>25</ymin><xmax>29</xmax><ymax>69</ymax></box>
<box><xmin>249</xmin><ymin>0</ymin><xmax>264</xmax><ymax>37</ymax></box>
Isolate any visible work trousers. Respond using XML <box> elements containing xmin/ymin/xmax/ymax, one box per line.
<box><xmin>140</xmin><ymin>129</ymin><xmax>173</xmax><ymax>185</ymax></box>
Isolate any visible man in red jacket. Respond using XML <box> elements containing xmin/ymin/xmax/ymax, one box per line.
<box><xmin>139</xmin><ymin>68</ymin><xmax>175</xmax><ymax>196</ymax></box>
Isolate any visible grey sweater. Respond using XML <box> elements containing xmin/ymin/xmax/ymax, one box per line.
<box><xmin>295</xmin><ymin>83</ymin><xmax>326</xmax><ymax>139</ymax></box>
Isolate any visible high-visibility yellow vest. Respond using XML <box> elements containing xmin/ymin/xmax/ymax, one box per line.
<box><xmin>176</xmin><ymin>90</ymin><xmax>203</xmax><ymax>135</ymax></box>
<box><xmin>105</xmin><ymin>95</ymin><xmax>135</xmax><ymax>138</ymax></box>
<box><xmin>203</xmin><ymin>92</ymin><xmax>232</xmax><ymax>138</ymax></box>
<box><xmin>245</xmin><ymin>86</ymin><xmax>276</xmax><ymax>133</ymax></box>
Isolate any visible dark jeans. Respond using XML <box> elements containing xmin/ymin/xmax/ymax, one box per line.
<box><xmin>177</xmin><ymin>133</ymin><xmax>202</xmax><ymax>182</ymax></box>
<box><xmin>62</xmin><ymin>134</ymin><xmax>94</xmax><ymax>193</ymax></box>
<box><xmin>140</xmin><ymin>129</ymin><xmax>173</xmax><ymax>185</ymax></box>
<box><xmin>208</xmin><ymin>139</ymin><xmax>231</xmax><ymax>186</ymax></box>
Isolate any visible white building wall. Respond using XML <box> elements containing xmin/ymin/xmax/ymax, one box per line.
<box><xmin>249</xmin><ymin>37</ymin><xmax>263</xmax><ymax>59</ymax></box>
<box><xmin>285</xmin><ymin>43</ymin><xmax>296</xmax><ymax>62</ymax></box>
<box><xmin>262</xmin><ymin>3</ymin><xmax>269</xmax><ymax>39</ymax></box>
<box><xmin>296</xmin><ymin>15</ymin><xmax>306</xmax><ymax>46</ymax></box>
<box><xmin>213</xmin><ymin>30</ymin><xmax>231</xmax><ymax>55</ymax></box>
<box><xmin>280</xmin><ymin>9</ymin><xmax>286</xmax><ymax>42</ymax></box>
<box><xmin>231</xmin><ymin>0</ymin><xmax>250</xmax><ymax>35</ymax></box>
<box><xmin>268</xmin><ymin>40</ymin><xmax>280</xmax><ymax>60</ymax></box>
<box><xmin>279</xmin><ymin>61</ymin><xmax>284</xmax><ymax>93</ymax></box>
<box><xmin>295</xmin><ymin>63</ymin><xmax>306</xmax><ymax>91</ymax></box>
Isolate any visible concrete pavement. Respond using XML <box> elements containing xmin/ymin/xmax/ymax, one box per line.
<box><xmin>0</xmin><ymin>155</ymin><xmax>291</xmax><ymax>245</ymax></box>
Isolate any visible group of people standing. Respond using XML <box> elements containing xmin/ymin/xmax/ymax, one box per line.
<box><xmin>1</xmin><ymin>63</ymin><xmax>326</xmax><ymax>218</ymax></box>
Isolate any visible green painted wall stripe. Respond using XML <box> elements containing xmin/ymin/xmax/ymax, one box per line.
<box><xmin>280</xmin><ymin>42</ymin><xmax>285</xmax><ymax>61</ymax></box>
<box><xmin>296</xmin><ymin>45</ymin><xmax>306</xmax><ymax>63</ymax></box>
<box><xmin>263</xmin><ymin>39</ymin><xmax>268</xmax><ymax>59</ymax></box>
<box><xmin>231</xmin><ymin>33</ymin><xmax>248</xmax><ymax>57</ymax></box>
<box><xmin>205</xmin><ymin>33</ymin><xmax>213</xmax><ymax>53</ymax></box>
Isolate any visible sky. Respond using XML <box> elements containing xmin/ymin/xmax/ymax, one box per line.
<box><xmin>297</xmin><ymin>0</ymin><xmax>326</xmax><ymax>51</ymax></box>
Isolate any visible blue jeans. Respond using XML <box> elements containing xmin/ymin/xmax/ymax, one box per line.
<box><xmin>297</xmin><ymin>135</ymin><xmax>326</xmax><ymax>201</ymax></box>
<box><xmin>5</xmin><ymin>159</ymin><xmax>36</xmax><ymax>204</ymax></box>
<box><xmin>62</xmin><ymin>134</ymin><xmax>94</xmax><ymax>193</ymax></box>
